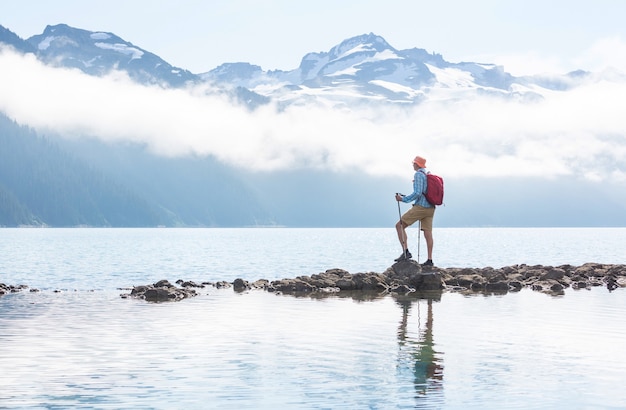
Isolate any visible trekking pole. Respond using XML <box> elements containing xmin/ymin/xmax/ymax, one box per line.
<box><xmin>417</xmin><ymin>220</ymin><xmax>421</xmax><ymax>263</ymax></box>
<box><xmin>396</xmin><ymin>193</ymin><xmax>405</xmax><ymax>252</ymax></box>
<box><xmin>396</xmin><ymin>193</ymin><xmax>402</xmax><ymax>223</ymax></box>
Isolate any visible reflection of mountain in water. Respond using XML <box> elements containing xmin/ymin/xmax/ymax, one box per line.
<box><xmin>395</xmin><ymin>293</ymin><xmax>444</xmax><ymax>399</ymax></box>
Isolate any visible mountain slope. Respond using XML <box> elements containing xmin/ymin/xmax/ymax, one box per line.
<box><xmin>0</xmin><ymin>25</ymin><xmax>36</xmax><ymax>54</ymax></box>
<box><xmin>0</xmin><ymin>111</ymin><xmax>282</xmax><ymax>227</ymax></box>
<box><xmin>0</xmin><ymin>182</ymin><xmax>38</xmax><ymax>226</ymax></box>
<box><xmin>55</xmin><ymin>137</ymin><xmax>275</xmax><ymax>227</ymax></box>
<box><xmin>26</xmin><ymin>24</ymin><xmax>197</xmax><ymax>87</ymax></box>
<box><xmin>0</xmin><ymin>114</ymin><xmax>164</xmax><ymax>226</ymax></box>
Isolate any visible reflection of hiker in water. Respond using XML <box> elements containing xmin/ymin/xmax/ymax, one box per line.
<box><xmin>396</xmin><ymin>295</ymin><xmax>443</xmax><ymax>395</ymax></box>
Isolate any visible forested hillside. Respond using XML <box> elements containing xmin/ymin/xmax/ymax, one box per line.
<box><xmin>0</xmin><ymin>114</ymin><xmax>162</xmax><ymax>226</ymax></box>
<box><xmin>55</xmin><ymin>137</ymin><xmax>274</xmax><ymax>227</ymax></box>
<box><xmin>0</xmin><ymin>113</ymin><xmax>275</xmax><ymax>227</ymax></box>
<box><xmin>0</xmin><ymin>181</ymin><xmax>36</xmax><ymax>226</ymax></box>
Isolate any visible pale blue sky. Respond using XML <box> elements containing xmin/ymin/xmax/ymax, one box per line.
<box><xmin>2</xmin><ymin>0</ymin><xmax>626</xmax><ymax>75</ymax></box>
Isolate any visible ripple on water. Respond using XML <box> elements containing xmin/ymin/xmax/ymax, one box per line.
<box><xmin>1</xmin><ymin>285</ymin><xmax>625</xmax><ymax>409</ymax></box>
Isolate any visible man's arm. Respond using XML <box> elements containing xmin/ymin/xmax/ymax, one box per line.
<box><xmin>401</xmin><ymin>171</ymin><xmax>426</xmax><ymax>203</ymax></box>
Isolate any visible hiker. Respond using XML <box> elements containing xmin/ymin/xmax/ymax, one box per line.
<box><xmin>395</xmin><ymin>155</ymin><xmax>435</xmax><ymax>266</ymax></box>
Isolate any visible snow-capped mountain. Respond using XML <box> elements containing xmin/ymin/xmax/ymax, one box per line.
<box><xmin>1</xmin><ymin>24</ymin><xmax>592</xmax><ymax>108</ymax></box>
<box><xmin>201</xmin><ymin>33</ymin><xmax>582</xmax><ymax>107</ymax></box>
<box><xmin>26</xmin><ymin>24</ymin><xmax>197</xmax><ymax>87</ymax></box>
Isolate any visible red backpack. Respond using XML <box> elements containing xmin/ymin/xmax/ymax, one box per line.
<box><xmin>420</xmin><ymin>170</ymin><xmax>444</xmax><ymax>206</ymax></box>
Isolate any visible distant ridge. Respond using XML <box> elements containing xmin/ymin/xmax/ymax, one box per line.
<box><xmin>1</xmin><ymin>22</ymin><xmax>595</xmax><ymax>109</ymax></box>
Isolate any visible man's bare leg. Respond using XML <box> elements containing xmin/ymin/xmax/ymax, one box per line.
<box><xmin>396</xmin><ymin>220</ymin><xmax>408</xmax><ymax>252</ymax></box>
<box><xmin>423</xmin><ymin>229</ymin><xmax>433</xmax><ymax>260</ymax></box>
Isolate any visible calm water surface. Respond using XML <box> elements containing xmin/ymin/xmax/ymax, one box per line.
<box><xmin>1</xmin><ymin>228</ymin><xmax>626</xmax><ymax>409</ymax></box>
<box><xmin>3</xmin><ymin>227</ymin><xmax>626</xmax><ymax>289</ymax></box>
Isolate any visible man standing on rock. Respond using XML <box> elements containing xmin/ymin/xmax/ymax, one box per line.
<box><xmin>395</xmin><ymin>156</ymin><xmax>435</xmax><ymax>266</ymax></box>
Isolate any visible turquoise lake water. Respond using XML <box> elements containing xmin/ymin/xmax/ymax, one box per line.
<box><xmin>1</xmin><ymin>228</ymin><xmax>625</xmax><ymax>409</ymax></box>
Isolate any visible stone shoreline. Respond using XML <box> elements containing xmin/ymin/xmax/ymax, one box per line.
<box><xmin>3</xmin><ymin>262</ymin><xmax>625</xmax><ymax>302</ymax></box>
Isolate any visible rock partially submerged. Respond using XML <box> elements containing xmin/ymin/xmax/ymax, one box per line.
<box><xmin>120</xmin><ymin>279</ymin><xmax>203</xmax><ymax>302</ymax></box>
<box><xmin>0</xmin><ymin>283</ymin><xmax>32</xmax><ymax>296</ymax></box>
<box><xmin>3</xmin><ymin>263</ymin><xmax>624</xmax><ymax>303</ymax></box>
<box><xmin>440</xmin><ymin>262</ymin><xmax>626</xmax><ymax>295</ymax></box>
<box><xmin>258</xmin><ymin>263</ymin><xmax>444</xmax><ymax>294</ymax></box>
<box><xmin>233</xmin><ymin>261</ymin><xmax>626</xmax><ymax>297</ymax></box>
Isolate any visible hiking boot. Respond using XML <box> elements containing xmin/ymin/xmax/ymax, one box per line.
<box><xmin>421</xmin><ymin>259</ymin><xmax>434</xmax><ymax>267</ymax></box>
<box><xmin>394</xmin><ymin>250</ymin><xmax>412</xmax><ymax>262</ymax></box>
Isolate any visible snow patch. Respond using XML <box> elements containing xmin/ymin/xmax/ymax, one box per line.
<box><xmin>369</xmin><ymin>80</ymin><xmax>416</xmax><ymax>94</ymax></box>
<box><xmin>90</xmin><ymin>32</ymin><xmax>111</xmax><ymax>41</ymax></box>
<box><xmin>327</xmin><ymin>66</ymin><xmax>359</xmax><ymax>77</ymax></box>
<box><xmin>326</xmin><ymin>49</ymin><xmax>401</xmax><ymax>78</ymax></box>
<box><xmin>336</xmin><ymin>43</ymin><xmax>371</xmax><ymax>59</ymax></box>
<box><xmin>334</xmin><ymin>46</ymin><xmax>399</xmax><ymax>65</ymax></box>
<box><xmin>95</xmin><ymin>42</ymin><xmax>144</xmax><ymax>60</ymax></box>
<box><xmin>365</xmin><ymin>49</ymin><xmax>400</xmax><ymax>62</ymax></box>
<box><xmin>82</xmin><ymin>57</ymin><xmax>100</xmax><ymax>68</ymax></box>
<box><xmin>37</xmin><ymin>36</ymin><xmax>55</xmax><ymax>51</ymax></box>
<box><xmin>37</xmin><ymin>35</ymin><xmax>78</xmax><ymax>50</ymax></box>
<box><xmin>425</xmin><ymin>63</ymin><xmax>477</xmax><ymax>88</ymax></box>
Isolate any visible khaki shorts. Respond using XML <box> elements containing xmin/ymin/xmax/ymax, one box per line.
<box><xmin>401</xmin><ymin>205</ymin><xmax>435</xmax><ymax>231</ymax></box>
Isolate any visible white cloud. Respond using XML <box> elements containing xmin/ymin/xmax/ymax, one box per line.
<box><xmin>477</xmin><ymin>36</ymin><xmax>626</xmax><ymax>77</ymax></box>
<box><xmin>1</xmin><ymin>46</ymin><xmax>626</xmax><ymax>183</ymax></box>
<box><xmin>575</xmin><ymin>36</ymin><xmax>626</xmax><ymax>73</ymax></box>
<box><xmin>489</xmin><ymin>51</ymin><xmax>570</xmax><ymax>77</ymax></box>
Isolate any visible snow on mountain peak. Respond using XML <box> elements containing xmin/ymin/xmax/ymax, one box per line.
<box><xmin>1</xmin><ymin>23</ymin><xmax>598</xmax><ymax>109</ymax></box>
<box><xmin>329</xmin><ymin>33</ymin><xmax>392</xmax><ymax>59</ymax></box>
<box><xmin>295</xmin><ymin>33</ymin><xmax>399</xmax><ymax>82</ymax></box>
<box><xmin>21</xmin><ymin>23</ymin><xmax>196</xmax><ymax>87</ymax></box>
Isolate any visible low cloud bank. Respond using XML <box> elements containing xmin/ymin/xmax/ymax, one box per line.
<box><xmin>1</xmin><ymin>47</ymin><xmax>625</xmax><ymax>182</ymax></box>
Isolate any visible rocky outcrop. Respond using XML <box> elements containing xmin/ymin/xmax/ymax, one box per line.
<box><xmin>120</xmin><ymin>279</ymin><xmax>201</xmax><ymax>302</ymax></box>
<box><xmin>440</xmin><ymin>262</ymin><xmax>626</xmax><ymax>295</ymax></box>
<box><xmin>0</xmin><ymin>283</ymin><xmax>32</xmax><ymax>296</ymax></box>
<box><xmin>4</xmin><ymin>262</ymin><xmax>625</xmax><ymax>302</ymax></box>
<box><xmin>234</xmin><ymin>261</ymin><xmax>626</xmax><ymax>297</ymax></box>
<box><xmin>265</xmin><ymin>268</ymin><xmax>391</xmax><ymax>293</ymax></box>
<box><xmin>265</xmin><ymin>263</ymin><xmax>444</xmax><ymax>293</ymax></box>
